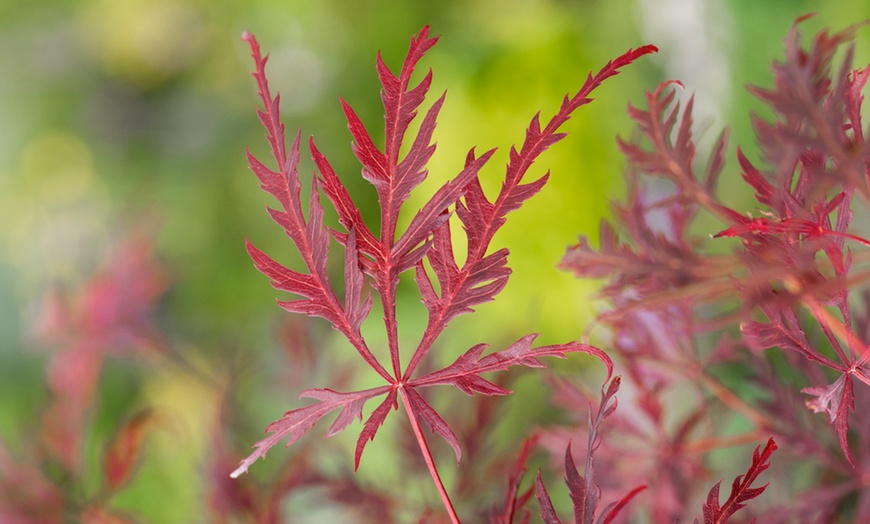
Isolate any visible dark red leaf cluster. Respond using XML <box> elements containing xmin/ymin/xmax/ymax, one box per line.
<box><xmin>559</xmin><ymin>16</ymin><xmax>870</xmax><ymax>521</ymax></box>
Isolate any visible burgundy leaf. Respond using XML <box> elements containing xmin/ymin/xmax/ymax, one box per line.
<box><xmin>737</xmin><ymin>148</ymin><xmax>775</xmax><ymax>207</ymax></box>
<box><xmin>700</xmin><ymin>438</ymin><xmax>777</xmax><ymax>524</ymax></box>
<box><xmin>403</xmin><ymin>44</ymin><xmax>657</xmax><ymax>380</ymax></box>
<box><xmin>311</xmin><ymin>137</ymin><xmax>382</xmax><ymax>264</ymax></box>
<box><xmin>740</xmin><ymin>309</ymin><xmax>844</xmax><ymax>371</ymax></box>
<box><xmin>535</xmin><ymin>378</ymin><xmax>643</xmax><ymax>524</ymax></box>
<box><xmin>535</xmin><ymin>471</ymin><xmax>563</xmax><ymax>524</ymax></box>
<box><xmin>341</xmin><ymin>27</ymin><xmax>440</xmax><ymax>245</ymax></box>
<box><xmin>409</xmin><ymin>335</ymin><xmax>613</xmax><ymax>395</ymax></box>
<box><xmin>245</xmin><ymin>239</ymin><xmax>338</xmax><ymax>323</ymax></box>
<box><xmin>802</xmin><ymin>374</ymin><xmax>855</xmax><ymax>466</ymax></box>
<box><xmin>231</xmin><ymin>386</ymin><xmax>390</xmax><ymax>478</ymax></box>
<box><xmin>342</xmin><ymin>98</ymin><xmax>389</xmax><ymax>191</ymax></box>
<box><xmin>242</xmin><ymin>33</ymin><xmax>389</xmax><ymax>382</ymax></box>
<box><xmin>414</xmin><ymin>217</ymin><xmax>511</xmax><ymax>326</ymax></box>
<box><xmin>355</xmin><ymin>389</ymin><xmax>399</xmax><ymax>471</ymax></box>
<box><xmin>403</xmin><ymin>387</ymin><xmax>462</xmax><ymax>463</ymax></box>
<box><xmin>379</xmin><ymin>27</ymin><xmax>439</xmax><ymax>165</ymax></box>
<box><xmin>565</xmin><ymin>442</ymin><xmax>598</xmax><ymax>524</ymax></box>
<box><xmin>394</xmin><ymin>148</ymin><xmax>496</xmax><ymax>268</ymax></box>
<box><xmin>237</xmin><ymin>29</ymin><xmax>653</xmax><ymax>523</ymax></box>
<box><xmin>343</xmin><ymin>226</ymin><xmax>373</xmax><ymax>333</ymax></box>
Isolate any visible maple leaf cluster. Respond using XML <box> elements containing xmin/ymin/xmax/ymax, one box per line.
<box><xmin>558</xmin><ymin>16</ymin><xmax>870</xmax><ymax>522</ymax></box>
<box><xmin>12</xmin><ymin>16</ymin><xmax>870</xmax><ymax>524</ymax></box>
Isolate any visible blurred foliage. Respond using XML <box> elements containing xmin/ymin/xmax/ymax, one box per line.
<box><xmin>0</xmin><ymin>0</ymin><xmax>869</xmax><ymax>522</ymax></box>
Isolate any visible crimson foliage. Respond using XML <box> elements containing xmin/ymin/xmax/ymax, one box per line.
<box><xmin>11</xmin><ymin>16</ymin><xmax>870</xmax><ymax>524</ymax></box>
<box><xmin>233</xmin><ymin>26</ymin><xmax>653</xmax><ymax>521</ymax></box>
<box><xmin>560</xmin><ymin>17</ymin><xmax>869</xmax><ymax>522</ymax></box>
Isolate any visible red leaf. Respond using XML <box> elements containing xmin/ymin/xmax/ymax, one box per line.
<box><xmin>102</xmin><ymin>410</ymin><xmax>162</xmax><ymax>493</ymax></box>
<box><xmin>342</xmin><ymin>98</ymin><xmax>388</xmax><ymax>190</ymax></box>
<box><xmin>565</xmin><ymin>442</ymin><xmax>598</xmax><ymax>524</ymax></box>
<box><xmin>740</xmin><ymin>309</ymin><xmax>844</xmax><ymax>371</ymax></box>
<box><xmin>700</xmin><ymin>438</ymin><xmax>777</xmax><ymax>524</ymax></box>
<box><xmin>311</xmin><ymin>137</ymin><xmax>382</xmax><ymax>265</ymax></box>
<box><xmin>403</xmin><ymin>388</ymin><xmax>462</xmax><ymax>464</ymax></box>
<box><xmin>737</xmin><ymin>148</ymin><xmax>775</xmax><ymax>206</ymax></box>
<box><xmin>394</xmin><ymin>148</ymin><xmax>496</xmax><ymax>270</ymax></box>
<box><xmin>354</xmin><ymin>389</ymin><xmax>399</xmax><ymax>471</ymax></box>
<box><xmin>237</xmin><ymin>32</ymin><xmax>653</xmax><ymax>520</ymax></box>
<box><xmin>535</xmin><ymin>470</ymin><xmax>563</xmax><ymax>524</ymax></box>
<box><xmin>342</xmin><ymin>226</ymin><xmax>373</xmax><ymax>333</ymax></box>
<box><xmin>535</xmin><ymin>377</ymin><xmax>645</xmax><ymax>524</ymax></box>
<box><xmin>598</xmin><ymin>485</ymin><xmax>648</xmax><ymax>524</ymax></box>
<box><xmin>404</xmin><ymin>44</ymin><xmax>657</xmax><ymax>380</ymax></box>
<box><xmin>341</xmin><ymin>27</ymin><xmax>441</xmax><ymax>246</ymax></box>
<box><xmin>379</xmin><ymin>26</ymin><xmax>439</xmax><ymax>164</ymax></box>
<box><xmin>231</xmin><ymin>386</ymin><xmax>390</xmax><ymax>478</ymax></box>
<box><xmin>802</xmin><ymin>374</ymin><xmax>855</xmax><ymax>466</ymax></box>
<box><xmin>409</xmin><ymin>335</ymin><xmax>613</xmax><ymax>395</ymax></box>
<box><xmin>242</xmin><ymin>37</ymin><xmax>390</xmax><ymax>381</ymax></box>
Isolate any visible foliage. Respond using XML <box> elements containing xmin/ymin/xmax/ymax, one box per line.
<box><xmin>5</xmin><ymin>14</ymin><xmax>870</xmax><ymax>524</ymax></box>
<box><xmin>559</xmin><ymin>16</ymin><xmax>870</xmax><ymax>522</ymax></box>
<box><xmin>232</xmin><ymin>26</ymin><xmax>652</xmax><ymax>522</ymax></box>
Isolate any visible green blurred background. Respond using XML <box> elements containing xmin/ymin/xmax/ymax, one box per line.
<box><xmin>1</xmin><ymin>0</ymin><xmax>869</xmax><ymax>521</ymax></box>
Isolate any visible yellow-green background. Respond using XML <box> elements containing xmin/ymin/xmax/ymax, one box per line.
<box><xmin>1</xmin><ymin>0</ymin><xmax>869</xmax><ymax>521</ymax></box>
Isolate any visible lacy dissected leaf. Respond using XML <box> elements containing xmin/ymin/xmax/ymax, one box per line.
<box><xmin>698</xmin><ymin>438</ymin><xmax>777</xmax><ymax>524</ymax></box>
<box><xmin>311</xmin><ymin>138</ymin><xmax>382</xmax><ymax>266</ymax></box>
<box><xmin>248</xmin><ymin>134</ymin><xmax>342</xmax><ymax>323</ymax></box>
<box><xmin>236</xmin><ymin>30</ymin><xmax>654</xmax><ymax>516</ymax></box>
<box><xmin>802</xmin><ymin>374</ymin><xmax>855</xmax><ymax>466</ymax></box>
<box><xmin>408</xmin><ymin>334</ymin><xmax>613</xmax><ymax>396</ymax></box>
<box><xmin>617</xmin><ymin>82</ymin><xmax>696</xmax><ymax>187</ymax></box>
<box><xmin>560</xmin><ymin>80</ymin><xmax>737</xmax><ymax>321</ymax></box>
<box><xmin>403</xmin><ymin>43</ymin><xmax>658</xmax><ymax>380</ymax></box>
<box><xmin>403</xmin><ymin>387</ymin><xmax>462</xmax><ymax>463</ymax></box>
<box><xmin>395</xmin><ymin>149</ymin><xmax>495</xmax><ymax>272</ymax></box>
<box><xmin>342</xmin><ymin>227</ymin><xmax>374</xmax><ymax>333</ymax></box>
<box><xmin>414</xmin><ymin>216</ymin><xmax>511</xmax><ymax>327</ymax></box>
<box><xmin>243</xmin><ymin>32</ymin><xmax>388</xmax><ymax>381</ymax></box>
<box><xmin>354</xmin><ymin>388</ymin><xmax>399</xmax><ymax>470</ymax></box>
<box><xmin>746</xmin><ymin>19</ymin><xmax>868</xmax><ymax>197</ymax></box>
<box><xmin>740</xmin><ymin>306</ymin><xmax>844</xmax><ymax>371</ymax></box>
<box><xmin>558</xmin><ymin>15</ymin><xmax>870</xmax><ymax>522</ymax></box>
<box><xmin>231</xmin><ymin>386</ymin><xmax>390</xmax><ymax>478</ymax></box>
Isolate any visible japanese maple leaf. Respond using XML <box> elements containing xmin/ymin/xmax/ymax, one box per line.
<box><xmin>232</xmin><ymin>26</ymin><xmax>654</xmax><ymax>521</ymax></box>
<box><xmin>696</xmin><ymin>438</ymin><xmax>777</xmax><ymax>524</ymax></box>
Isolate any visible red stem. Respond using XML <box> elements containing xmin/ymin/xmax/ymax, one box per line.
<box><xmin>398</xmin><ymin>386</ymin><xmax>460</xmax><ymax>523</ymax></box>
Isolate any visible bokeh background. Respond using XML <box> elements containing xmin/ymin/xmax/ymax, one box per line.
<box><xmin>1</xmin><ymin>0</ymin><xmax>869</xmax><ymax>522</ymax></box>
